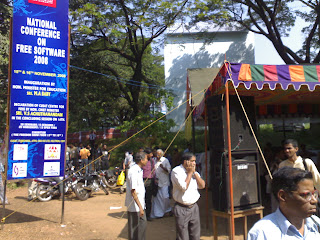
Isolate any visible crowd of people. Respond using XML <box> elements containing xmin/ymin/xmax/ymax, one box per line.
<box><xmin>249</xmin><ymin>139</ymin><xmax>320</xmax><ymax>239</ymax></box>
<box><xmin>64</xmin><ymin>142</ymin><xmax>110</xmax><ymax>174</ymax></box>
<box><xmin>124</xmin><ymin>147</ymin><xmax>205</xmax><ymax>240</ymax></box>
<box><xmin>7</xmin><ymin>133</ymin><xmax>320</xmax><ymax>239</ymax></box>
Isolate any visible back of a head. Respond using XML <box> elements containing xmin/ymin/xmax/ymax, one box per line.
<box><xmin>135</xmin><ymin>152</ymin><xmax>146</xmax><ymax>163</ymax></box>
<box><xmin>144</xmin><ymin>148</ymin><xmax>152</xmax><ymax>154</ymax></box>
<box><xmin>271</xmin><ymin>167</ymin><xmax>313</xmax><ymax>201</ymax></box>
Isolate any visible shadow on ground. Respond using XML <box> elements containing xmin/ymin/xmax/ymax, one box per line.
<box><xmin>1</xmin><ymin>208</ymin><xmax>57</xmax><ymax>224</ymax></box>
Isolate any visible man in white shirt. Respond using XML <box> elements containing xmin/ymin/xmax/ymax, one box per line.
<box><xmin>121</xmin><ymin>150</ymin><xmax>134</xmax><ymax>193</ymax></box>
<box><xmin>123</xmin><ymin>150</ymin><xmax>134</xmax><ymax>170</ymax></box>
<box><xmin>125</xmin><ymin>151</ymin><xmax>148</xmax><ymax>240</ymax></box>
<box><xmin>171</xmin><ymin>152</ymin><xmax>205</xmax><ymax>240</ymax></box>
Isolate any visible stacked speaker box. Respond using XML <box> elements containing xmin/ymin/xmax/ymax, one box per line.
<box><xmin>207</xmin><ymin>94</ymin><xmax>261</xmax><ymax>211</ymax></box>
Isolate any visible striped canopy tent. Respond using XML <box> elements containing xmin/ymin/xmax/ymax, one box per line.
<box><xmin>190</xmin><ymin>62</ymin><xmax>320</xmax><ymax>238</ymax></box>
<box><xmin>193</xmin><ymin>62</ymin><xmax>320</xmax><ymax>119</ymax></box>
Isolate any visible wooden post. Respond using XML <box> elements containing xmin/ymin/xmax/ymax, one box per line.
<box><xmin>225</xmin><ymin>81</ymin><xmax>235</xmax><ymax>239</ymax></box>
<box><xmin>204</xmin><ymin>102</ymin><xmax>209</xmax><ymax>229</ymax></box>
<box><xmin>191</xmin><ymin>107</ymin><xmax>196</xmax><ymax>153</ymax></box>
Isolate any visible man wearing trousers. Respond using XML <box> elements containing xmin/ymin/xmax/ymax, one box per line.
<box><xmin>125</xmin><ymin>151</ymin><xmax>148</xmax><ymax>240</ymax></box>
<box><xmin>171</xmin><ymin>152</ymin><xmax>205</xmax><ymax>240</ymax></box>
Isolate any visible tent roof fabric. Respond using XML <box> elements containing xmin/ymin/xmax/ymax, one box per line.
<box><xmin>230</xmin><ymin>63</ymin><xmax>320</xmax><ymax>91</ymax></box>
<box><xmin>191</xmin><ymin>62</ymin><xmax>320</xmax><ymax>120</ymax></box>
<box><xmin>188</xmin><ymin>68</ymin><xmax>220</xmax><ymax>107</ymax></box>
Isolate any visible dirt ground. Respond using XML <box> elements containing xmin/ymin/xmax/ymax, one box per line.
<box><xmin>0</xmin><ymin>185</ymin><xmax>262</xmax><ymax>239</ymax></box>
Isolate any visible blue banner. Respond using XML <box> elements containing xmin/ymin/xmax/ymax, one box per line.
<box><xmin>7</xmin><ymin>0</ymin><xmax>69</xmax><ymax>179</ymax></box>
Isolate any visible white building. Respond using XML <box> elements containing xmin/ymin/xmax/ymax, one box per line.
<box><xmin>164</xmin><ymin>23</ymin><xmax>284</xmax><ymax>130</ymax></box>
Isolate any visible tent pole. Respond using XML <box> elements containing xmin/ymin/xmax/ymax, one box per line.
<box><xmin>191</xmin><ymin>107</ymin><xmax>196</xmax><ymax>153</ymax></box>
<box><xmin>225</xmin><ymin>81</ymin><xmax>235</xmax><ymax>239</ymax></box>
<box><xmin>204</xmin><ymin>101</ymin><xmax>209</xmax><ymax>229</ymax></box>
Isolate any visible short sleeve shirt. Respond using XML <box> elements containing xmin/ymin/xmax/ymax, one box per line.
<box><xmin>171</xmin><ymin>164</ymin><xmax>201</xmax><ymax>205</ymax></box>
<box><xmin>125</xmin><ymin>164</ymin><xmax>145</xmax><ymax>212</ymax></box>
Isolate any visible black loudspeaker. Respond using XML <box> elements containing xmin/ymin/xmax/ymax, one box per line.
<box><xmin>207</xmin><ymin>95</ymin><xmax>261</xmax><ymax>211</ymax></box>
<box><xmin>207</xmin><ymin>95</ymin><xmax>257</xmax><ymax>150</ymax></box>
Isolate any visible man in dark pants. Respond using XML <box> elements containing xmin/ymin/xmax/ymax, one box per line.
<box><xmin>142</xmin><ymin>148</ymin><xmax>156</xmax><ymax>221</ymax></box>
<box><xmin>125</xmin><ymin>151</ymin><xmax>148</xmax><ymax>240</ymax></box>
<box><xmin>171</xmin><ymin>152</ymin><xmax>206</xmax><ymax>240</ymax></box>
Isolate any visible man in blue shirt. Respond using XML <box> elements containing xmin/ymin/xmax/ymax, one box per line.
<box><xmin>248</xmin><ymin>167</ymin><xmax>320</xmax><ymax>239</ymax></box>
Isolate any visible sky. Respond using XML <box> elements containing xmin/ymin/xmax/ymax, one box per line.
<box><xmin>255</xmin><ymin>16</ymin><xmax>307</xmax><ymax>65</ymax></box>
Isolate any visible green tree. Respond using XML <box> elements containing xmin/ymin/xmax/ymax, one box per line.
<box><xmin>69</xmin><ymin>40</ymin><xmax>168</xmax><ymax>131</ymax></box>
<box><xmin>191</xmin><ymin>0</ymin><xmax>320</xmax><ymax>64</ymax></box>
<box><xmin>69</xmin><ymin>0</ymin><xmax>190</xmax><ymax>122</ymax></box>
<box><xmin>0</xmin><ymin>1</ymin><xmax>12</xmax><ymax>136</ymax></box>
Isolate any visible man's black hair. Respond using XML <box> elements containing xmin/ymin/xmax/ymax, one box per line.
<box><xmin>181</xmin><ymin>152</ymin><xmax>195</xmax><ymax>162</ymax></box>
<box><xmin>271</xmin><ymin>167</ymin><xmax>313</xmax><ymax>201</ymax></box>
<box><xmin>144</xmin><ymin>148</ymin><xmax>152</xmax><ymax>154</ymax></box>
<box><xmin>135</xmin><ymin>152</ymin><xmax>146</xmax><ymax>163</ymax></box>
<box><xmin>283</xmin><ymin>139</ymin><xmax>298</xmax><ymax>148</ymax></box>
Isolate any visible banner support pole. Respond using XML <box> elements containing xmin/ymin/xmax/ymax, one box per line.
<box><xmin>60</xmin><ymin>23</ymin><xmax>71</xmax><ymax>225</ymax></box>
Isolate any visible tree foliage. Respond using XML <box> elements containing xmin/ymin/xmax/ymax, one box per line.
<box><xmin>69</xmin><ymin>0</ymin><xmax>190</xmax><ymax>127</ymax></box>
<box><xmin>69</xmin><ymin>41</ymin><xmax>168</xmax><ymax>131</ymax></box>
<box><xmin>0</xmin><ymin>1</ymin><xmax>12</xmax><ymax>136</ymax></box>
<box><xmin>191</xmin><ymin>0</ymin><xmax>320</xmax><ymax>64</ymax></box>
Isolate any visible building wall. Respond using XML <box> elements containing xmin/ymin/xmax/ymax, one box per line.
<box><xmin>164</xmin><ymin>31</ymin><xmax>255</xmax><ymax>131</ymax></box>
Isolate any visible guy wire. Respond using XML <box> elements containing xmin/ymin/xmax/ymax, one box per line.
<box><xmin>1</xmin><ymin>87</ymin><xmax>206</xmax><ymax>223</ymax></box>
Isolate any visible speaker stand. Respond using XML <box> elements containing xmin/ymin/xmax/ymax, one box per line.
<box><xmin>212</xmin><ymin>206</ymin><xmax>264</xmax><ymax>240</ymax></box>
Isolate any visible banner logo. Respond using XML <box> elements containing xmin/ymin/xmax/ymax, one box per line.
<box><xmin>12</xmin><ymin>163</ymin><xmax>28</xmax><ymax>178</ymax></box>
<box><xmin>28</xmin><ymin>0</ymin><xmax>56</xmax><ymax>8</ymax></box>
<box><xmin>44</xmin><ymin>144</ymin><xmax>61</xmax><ymax>160</ymax></box>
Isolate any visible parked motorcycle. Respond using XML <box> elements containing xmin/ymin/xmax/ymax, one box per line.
<box><xmin>35</xmin><ymin>165</ymin><xmax>79</xmax><ymax>202</ymax></box>
<box><xmin>74</xmin><ymin>171</ymin><xmax>109</xmax><ymax>201</ymax></box>
<box><xmin>35</xmin><ymin>176</ymin><xmax>77</xmax><ymax>202</ymax></box>
<box><xmin>103</xmin><ymin>167</ymin><xmax>121</xmax><ymax>188</ymax></box>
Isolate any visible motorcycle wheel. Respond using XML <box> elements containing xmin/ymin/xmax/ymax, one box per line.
<box><xmin>74</xmin><ymin>182</ymin><xmax>90</xmax><ymax>201</ymax></box>
<box><xmin>36</xmin><ymin>184</ymin><xmax>52</xmax><ymax>202</ymax></box>
<box><xmin>101</xmin><ymin>185</ymin><xmax>109</xmax><ymax>195</ymax></box>
<box><xmin>105</xmin><ymin>176</ymin><xmax>117</xmax><ymax>188</ymax></box>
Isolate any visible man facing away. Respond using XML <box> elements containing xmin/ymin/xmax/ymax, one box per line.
<box><xmin>141</xmin><ymin>147</ymin><xmax>156</xmax><ymax>221</ymax></box>
<box><xmin>125</xmin><ymin>151</ymin><xmax>148</xmax><ymax>240</ymax></box>
<box><xmin>171</xmin><ymin>152</ymin><xmax>205</xmax><ymax>240</ymax></box>
<box><xmin>279</xmin><ymin>139</ymin><xmax>320</xmax><ymax>190</ymax></box>
<box><xmin>79</xmin><ymin>145</ymin><xmax>90</xmax><ymax>175</ymax></box>
<box><xmin>248</xmin><ymin>167</ymin><xmax>320</xmax><ymax>239</ymax></box>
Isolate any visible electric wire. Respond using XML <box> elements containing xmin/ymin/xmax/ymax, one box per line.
<box><xmin>70</xmin><ymin>65</ymin><xmax>191</xmax><ymax>93</ymax></box>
